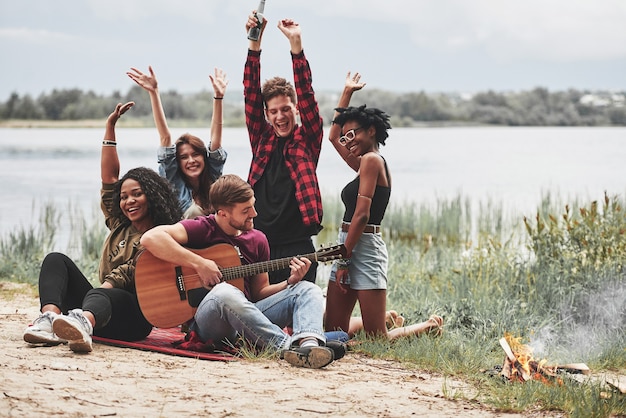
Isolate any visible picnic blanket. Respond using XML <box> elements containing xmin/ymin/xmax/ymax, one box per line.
<box><xmin>93</xmin><ymin>327</ymin><xmax>238</xmax><ymax>362</ymax></box>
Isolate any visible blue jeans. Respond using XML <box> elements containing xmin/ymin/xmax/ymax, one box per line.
<box><xmin>191</xmin><ymin>281</ymin><xmax>326</xmax><ymax>351</ymax></box>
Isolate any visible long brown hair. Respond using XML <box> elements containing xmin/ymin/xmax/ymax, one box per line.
<box><xmin>175</xmin><ymin>133</ymin><xmax>212</xmax><ymax>212</ymax></box>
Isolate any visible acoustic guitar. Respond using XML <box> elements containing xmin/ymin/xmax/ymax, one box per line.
<box><xmin>134</xmin><ymin>243</ymin><xmax>346</xmax><ymax>328</ymax></box>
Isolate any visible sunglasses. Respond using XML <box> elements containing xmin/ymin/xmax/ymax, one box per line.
<box><xmin>338</xmin><ymin>127</ymin><xmax>364</xmax><ymax>146</ymax></box>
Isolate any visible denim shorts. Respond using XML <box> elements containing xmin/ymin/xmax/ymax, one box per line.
<box><xmin>329</xmin><ymin>230</ymin><xmax>388</xmax><ymax>290</ymax></box>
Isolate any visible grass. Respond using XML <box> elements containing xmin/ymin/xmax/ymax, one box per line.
<box><xmin>1</xmin><ymin>191</ymin><xmax>625</xmax><ymax>416</ymax></box>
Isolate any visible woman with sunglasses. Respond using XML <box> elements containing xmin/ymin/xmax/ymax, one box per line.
<box><xmin>324</xmin><ymin>72</ymin><xmax>443</xmax><ymax>340</ymax></box>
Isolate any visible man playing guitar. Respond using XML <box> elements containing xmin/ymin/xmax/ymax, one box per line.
<box><xmin>140</xmin><ymin>174</ymin><xmax>345</xmax><ymax>369</ymax></box>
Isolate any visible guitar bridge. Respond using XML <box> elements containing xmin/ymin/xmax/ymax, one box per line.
<box><xmin>175</xmin><ymin>266</ymin><xmax>186</xmax><ymax>301</ymax></box>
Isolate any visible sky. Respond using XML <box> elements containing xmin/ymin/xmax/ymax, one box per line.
<box><xmin>1</xmin><ymin>0</ymin><xmax>626</xmax><ymax>101</ymax></box>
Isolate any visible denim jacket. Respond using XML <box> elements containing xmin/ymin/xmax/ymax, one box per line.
<box><xmin>157</xmin><ymin>144</ymin><xmax>227</xmax><ymax>214</ymax></box>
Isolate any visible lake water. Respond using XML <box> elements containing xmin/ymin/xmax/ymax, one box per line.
<box><xmin>1</xmin><ymin>126</ymin><xmax>624</xmax><ymax>247</ymax></box>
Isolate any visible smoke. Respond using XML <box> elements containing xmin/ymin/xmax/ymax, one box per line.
<box><xmin>529</xmin><ymin>277</ymin><xmax>626</xmax><ymax>364</ymax></box>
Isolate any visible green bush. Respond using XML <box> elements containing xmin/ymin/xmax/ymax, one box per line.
<box><xmin>0</xmin><ymin>201</ymin><xmax>104</xmax><ymax>286</ymax></box>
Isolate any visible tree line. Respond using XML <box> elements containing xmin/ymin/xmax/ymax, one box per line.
<box><xmin>1</xmin><ymin>85</ymin><xmax>625</xmax><ymax>126</ymax></box>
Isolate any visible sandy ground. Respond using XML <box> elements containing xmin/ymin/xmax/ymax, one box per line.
<box><xmin>0</xmin><ymin>281</ymin><xmax>558</xmax><ymax>418</ymax></box>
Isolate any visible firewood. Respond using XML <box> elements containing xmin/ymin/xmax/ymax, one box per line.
<box><xmin>501</xmin><ymin>357</ymin><xmax>512</xmax><ymax>379</ymax></box>
<box><xmin>553</xmin><ymin>363</ymin><xmax>591</xmax><ymax>375</ymax></box>
<box><xmin>606</xmin><ymin>379</ymin><xmax>626</xmax><ymax>394</ymax></box>
<box><xmin>499</xmin><ymin>337</ymin><xmax>531</xmax><ymax>381</ymax></box>
<box><xmin>499</xmin><ymin>337</ymin><xmax>516</xmax><ymax>362</ymax></box>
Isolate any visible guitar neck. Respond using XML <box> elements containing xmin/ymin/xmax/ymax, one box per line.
<box><xmin>220</xmin><ymin>252</ymin><xmax>317</xmax><ymax>281</ymax></box>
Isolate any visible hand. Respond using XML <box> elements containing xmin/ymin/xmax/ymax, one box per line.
<box><xmin>345</xmin><ymin>71</ymin><xmax>366</xmax><ymax>93</ymax></box>
<box><xmin>127</xmin><ymin>66</ymin><xmax>158</xmax><ymax>93</ymax></box>
<box><xmin>335</xmin><ymin>269</ymin><xmax>350</xmax><ymax>294</ymax></box>
<box><xmin>286</xmin><ymin>256</ymin><xmax>311</xmax><ymax>285</ymax></box>
<box><xmin>277</xmin><ymin>18</ymin><xmax>301</xmax><ymax>40</ymax></box>
<box><xmin>196</xmin><ymin>259</ymin><xmax>223</xmax><ymax>289</ymax></box>
<box><xmin>245</xmin><ymin>11</ymin><xmax>266</xmax><ymax>34</ymax></box>
<box><xmin>107</xmin><ymin>101</ymin><xmax>134</xmax><ymax>126</ymax></box>
<box><xmin>209</xmin><ymin>68</ymin><xmax>228</xmax><ymax>98</ymax></box>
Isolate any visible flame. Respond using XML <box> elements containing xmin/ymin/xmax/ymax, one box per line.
<box><xmin>505</xmin><ymin>333</ymin><xmax>534</xmax><ymax>380</ymax></box>
<box><xmin>503</xmin><ymin>333</ymin><xmax>561</xmax><ymax>385</ymax></box>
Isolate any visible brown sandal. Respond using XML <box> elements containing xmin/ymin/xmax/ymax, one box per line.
<box><xmin>426</xmin><ymin>315</ymin><xmax>444</xmax><ymax>337</ymax></box>
<box><xmin>385</xmin><ymin>310</ymin><xmax>405</xmax><ymax>330</ymax></box>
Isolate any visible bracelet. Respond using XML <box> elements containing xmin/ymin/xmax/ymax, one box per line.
<box><xmin>102</xmin><ymin>140</ymin><xmax>117</xmax><ymax>146</ymax></box>
<box><xmin>285</xmin><ymin>278</ymin><xmax>291</xmax><ymax>287</ymax></box>
<box><xmin>335</xmin><ymin>258</ymin><xmax>351</xmax><ymax>270</ymax></box>
<box><xmin>214</xmin><ymin>97</ymin><xmax>223</xmax><ymax>100</ymax></box>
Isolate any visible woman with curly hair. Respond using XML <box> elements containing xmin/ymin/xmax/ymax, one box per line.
<box><xmin>127</xmin><ymin>66</ymin><xmax>228</xmax><ymax>218</ymax></box>
<box><xmin>324</xmin><ymin>72</ymin><xmax>443</xmax><ymax>340</ymax></box>
<box><xmin>23</xmin><ymin>102</ymin><xmax>182</xmax><ymax>353</ymax></box>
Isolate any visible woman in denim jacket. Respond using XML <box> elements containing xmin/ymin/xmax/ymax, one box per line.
<box><xmin>128</xmin><ymin>66</ymin><xmax>228</xmax><ymax>218</ymax></box>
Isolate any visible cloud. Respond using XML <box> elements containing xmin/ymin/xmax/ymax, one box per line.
<box><xmin>293</xmin><ymin>0</ymin><xmax>626</xmax><ymax>62</ymax></box>
<box><xmin>0</xmin><ymin>27</ymin><xmax>75</xmax><ymax>45</ymax></box>
<box><xmin>0</xmin><ymin>0</ymin><xmax>624</xmax><ymax>99</ymax></box>
<box><xmin>84</xmin><ymin>0</ymin><xmax>235</xmax><ymax>23</ymax></box>
<box><xmin>463</xmin><ymin>1</ymin><xmax>626</xmax><ymax>62</ymax></box>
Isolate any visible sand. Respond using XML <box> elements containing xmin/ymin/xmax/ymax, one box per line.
<box><xmin>1</xmin><ymin>281</ymin><xmax>552</xmax><ymax>417</ymax></box>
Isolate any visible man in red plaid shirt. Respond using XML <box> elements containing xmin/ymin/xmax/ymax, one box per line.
<box><xmin>243</xmin><ymin>12</ymin><xmax>324</xmax><ymax>285</ymax></box>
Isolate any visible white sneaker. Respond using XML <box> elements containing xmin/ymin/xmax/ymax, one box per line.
<box><xmin>23</xmin><ymin>311</ymin><xmax>67</xmax><ymax>346</ymax></box>
<box><xmin>52</xmin><ymin>309</ymin><xmax>93</xmax><ymax>353</ymax></box>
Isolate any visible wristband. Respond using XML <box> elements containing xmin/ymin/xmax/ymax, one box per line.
<box><xmin>335</xmin><ymin>258</ymin><xmax>351</xmax><ymax>270</ymax></box>
<box><xmin>214</xmin><ymin>97</ymin><xmax>223</xmax><ymax>100</ymax></box>
<box><xmin>102</xmin><ymin>140</ymin><xmax>117</xmax><ymax>146</ymax></box>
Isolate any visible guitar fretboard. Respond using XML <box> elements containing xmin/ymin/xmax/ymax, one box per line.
<box><xmin>220</xmin><ymin>252</ymin><xmax>318</xmax><ymax>281</ymax></box>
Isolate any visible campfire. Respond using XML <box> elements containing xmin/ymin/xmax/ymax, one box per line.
<box><xmin>495</xmin><ymin>333</ymin><xmax>626</xmax><ymax>399</ymax></box>
<box><xmin>498</xmin><ymin>333</ymin><xmax>590</xmax><ymax>384</ymax></box>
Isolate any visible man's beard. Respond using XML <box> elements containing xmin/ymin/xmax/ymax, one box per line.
<box><xmin>229</xmin><ymin>218</ymin><xmax>253</xmax><ymax>232</ymax></box>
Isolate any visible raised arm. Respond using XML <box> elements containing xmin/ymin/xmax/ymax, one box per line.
<box><xmin>208</xmin><ymin>67</ymin><xmax>228</xmax><ymax>152</ymax></box>
<box><xmin>127</xmin><ymin>66</ymin><xmax>172</xmax><ymax>147</ymax></box>
<box><xmin>277</xmin><ymin>18</ymin><xmax>302</xmax><ymax>54</ymax></box>
<box><xmin>246</xmin><ymin>10</ymin><xmax>267</xmax><ymax>52</ymax></box>
<box><xmin>243</xmin><ymin>11</ymin><xmax>270</xmax><ymax>150</ymax></box>
<box><xmin>101</xmin><ymin>102</ymin><xmax>134</xmax><ymax>184</ymax></box>
<box><xmin>329</xmin><ymin>72</ymin><xmax>366</xmax><ymax>172</ymax></box>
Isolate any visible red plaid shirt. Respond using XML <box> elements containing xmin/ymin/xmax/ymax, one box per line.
<box><xmin>244</xmin><ymin>49</ymin><xmax>324</xmax><ymax>227</ymax></box>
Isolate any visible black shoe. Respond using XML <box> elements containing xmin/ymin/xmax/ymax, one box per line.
<box><xmin>283</xmin><ymin>346</ymin><xmax>334</xmax><ymax>369</ymax></box>
<box><xmin>325</xmin><ymin>340</ymin><xmax>347</xmax><ymax>361</ymax></box>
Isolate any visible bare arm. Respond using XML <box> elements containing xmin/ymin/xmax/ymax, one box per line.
<box><xmin>101</xmin><ymin>102</ymin><xmax>134</xmax><ymax>184</ymax></box>
<box><xmin>336</xmin><ymin>153</ymin><xmax>382</xmax><ymax>293</ymax></box>
<box><xmin>329</xmin><ymin>72</ymin><xmax>366</xmax><ymax>172</ymax></box>
<box><xmin>127</xmin><ymin>66</ymin><xmax>172</xmax><ymax>147</ymax></box>
<box><xmin>342</xmin><ymin>153</ymin><xmax>383</xmax><ymax>257</ymax></box>
<box><xmin>277</xmin><ymin>18</ymin><xmax>302</xmax><ymax>54</ymax></box>
<box><xmin>208</xmin><ymin>67</ymin><xmax>228</xmax><ymax>152</ymax></box>
<box><xmin>140</xmin><ymin>223</ymin><xmax>223</xmax><ymax>288</ymax></box>
<box><xmin>249</xmin><ymin>257</ymin><xmax>311</xmax><ymax>302</ymax></box>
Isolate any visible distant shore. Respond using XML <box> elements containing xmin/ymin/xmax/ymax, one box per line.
<box><xmin>0</xmin><ymin>119</ymin><xmax>280</xmax><ymax>129</ymax></box>
<box><xmin>0</xmin><ymin>119</ymin><xmax>243</xmax><ymax>129</ymax></box>
<box><xmin>0</xmin><ymin>119</ymin><xmax>106</xmax><ymax>128</ymax></box>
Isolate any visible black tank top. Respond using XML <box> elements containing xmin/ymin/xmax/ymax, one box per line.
<box><xmin>341</xmin><ymin>158</ymin><xmax>391</xmax><ymax>225</ymax></box>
